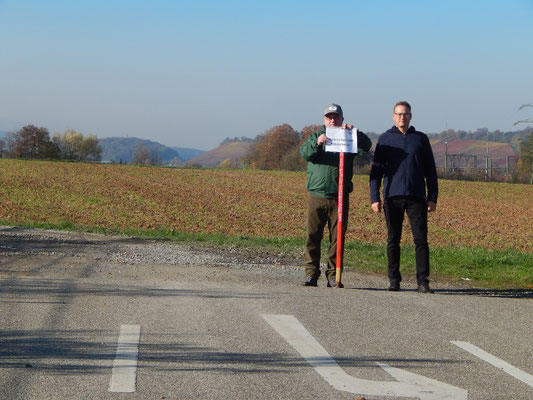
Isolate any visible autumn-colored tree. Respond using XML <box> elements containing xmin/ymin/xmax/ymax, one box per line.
<box><xmin>7</xmin><ymin>125</ymin><xmax>60</xmax><ymax>159</ymax></box>
<box><xmin>243</xmin><ymin>134</ymin><xmax>267</xmax><ymax>169</ymax></box>
<box><xmin>282</xmin><ymin>124</ymin><xmax>324</xmax><ymax>171</ymax></box>
<box><xmin>243</xmin><ymin>124</ymin><xmax>301</xmax><ymax>170</ymax></box>
<box><xmin>219</xmin><ymin>157</ymin><xmax>240</xmax><ymax>169</ymax></box>
<box><xmin>79</xmin><ymin>134</ymin><xmax>102</xmax><ymax>161</ymax></box>
<box><xmin>517</xmin><ymin>132</ymin><xmax>533</xmax><ymax>183</ymax></box>
<box><xmin>279</xmin><ymin>147</ymin><xmax>305</xmax><ymax>171</ymax></box>
<box><xmin>243</xmin><ymin>123</ymin><xmax>374</xmax><ymax>173</ymax></box>
<box><xmin>300</xmin><ymin>124</ymin><xmax>322</xmax><ymax>145</ymax></box>
<box><xmin>52</xmin><ymin>129</ymin><xmax>102</xmax><ymax>161</ymax></box>
<box><xmin>520</xmin><ymin>132</ymin><xmax>533</xmax><ymax>159</ymax></box>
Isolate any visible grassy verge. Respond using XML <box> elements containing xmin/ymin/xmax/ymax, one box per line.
<box><xmin>343</xmin><ymin>241</ymin><xmax>533</xmax><ymax>289</ymax></box>
<box><xmin>2</xmin><ymin>220</ymin><xmax>532</xmax><ymax>289</ymax></box>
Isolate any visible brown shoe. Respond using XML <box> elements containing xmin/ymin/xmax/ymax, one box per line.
<box><xmin>327</xmin><ymin>279</ymin><xmax>344</xmax><ymax>288</ymax></box>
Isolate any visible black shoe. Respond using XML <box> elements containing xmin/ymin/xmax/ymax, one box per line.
<box><xmin>387</xmin><ymin>282</ymin><xmax>400</xmax><ymax>291</ymax></box>
<box><xmin>302</xmin><ymin>277</ymin><xmax>318</xmax><ymax>287</ymax></box>
<box><xmin>327</xmin><ymin>279</ymin><xmax>344</xmax><ymax>288</ymax></box>
<box><xmin>417</xmin><ymin>284</ymin><xmax>434</xmax><ymax>293</ymax></box>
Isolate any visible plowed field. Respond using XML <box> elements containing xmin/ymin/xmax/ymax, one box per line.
<box><xmin>0</xmin><ymin>159</ymin><xmax>531</xmax><ymax>252</ymax></box>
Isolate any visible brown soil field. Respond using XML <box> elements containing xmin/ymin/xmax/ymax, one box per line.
<box><xmin>0</xmin><ymin>159</ymin><xmax>531</xmax><ymax>252</ymax></box>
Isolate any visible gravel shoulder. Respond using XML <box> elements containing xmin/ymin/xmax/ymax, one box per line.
<box><xmin>0</xmin><ymin>225</ymin><xmax>388</xmax><ymax>288</ymax></box>
<box><xmin>1</xmin><ymin>225</ymin><xmax>529</xmax><ymax>297</ymax></box>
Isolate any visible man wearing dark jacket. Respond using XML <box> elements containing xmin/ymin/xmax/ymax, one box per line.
<box><xmin>369</xmin><ymin>101</ymin><xmax>438</xmax><ymax>293</ymax></box>
<box><xmin>300</xmin><ymin>103</ymin><xmax>372</xmax><ymax>287</ymax></box>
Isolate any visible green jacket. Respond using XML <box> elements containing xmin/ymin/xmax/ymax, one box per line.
<box><xmin>300</xmin><ymin>126</ymin><xmax>372</xmax><ymax>199</ymax></box>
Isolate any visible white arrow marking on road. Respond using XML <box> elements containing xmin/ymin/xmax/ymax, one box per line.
<box><xmin>262</xmin><ymin>314</ymin><xmax>467</xmax><ymax>400</ymax></box>
<box><xmin>109</xmin><ymin>324</ymin><xmax>141</xmax><ymax>393</ymax></box>
<box><xmin>452</xmin><ymin>341</ymin><xmax>533</xmax><ymax>388</ymax></box>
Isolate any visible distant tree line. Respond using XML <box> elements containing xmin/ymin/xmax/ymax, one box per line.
<box><xmin>0</xmin><ymin>125</ymin><xmax>102</xmax><ymax>161</ymax></box>
<box><xmin>3</xmin><ymin>122</ymin><xmax>531</xmax><ymax>180</ymax></box>
<box><xmin>220</xmin><ymin>136</ymin><xmax>254</xmax><ymax>145</ymax></box>
<box><xmin>241</xmin><ymin>124</ymin><xmax>374</xmax><ymax>173</ymax></box>
<box><xmin>239</xmin><ymin>124</ymin><xmax>533</xmax><ymax>183</ymax></box>
<box><xmin>428</xmin><ymin>127</ymin><xmax>532</xmax><ymax>151</ymax></box>
<box><xmin>429</xmin><ymin>127</ymin><xmax>533</xmax><ymax>183</ymax></box>
<box><xmin>241</xmin><ymin>125</ymin><xmax>533</xmax><ymax>173</ymax></box>
<box><xmin>517</xmin><ymin>133</ymin><xmax>533</xmax><ymax>184</ymax></box>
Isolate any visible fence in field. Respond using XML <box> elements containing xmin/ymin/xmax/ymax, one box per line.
<box><xmin>437</xmin><ymin>155</ymin><xmax>533</xmax><ymax>184</ymax></box>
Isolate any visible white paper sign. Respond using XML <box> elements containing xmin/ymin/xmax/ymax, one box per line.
<box><xmin>325</xmin><ymin>127</ymin><xmax>358</xmax><ymax>153</ymax></box>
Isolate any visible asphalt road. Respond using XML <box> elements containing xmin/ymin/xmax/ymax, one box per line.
<box><xmin>0</xmin><ymin>228</ymin><xmax>532</xmax><ymax>399</ymax></box>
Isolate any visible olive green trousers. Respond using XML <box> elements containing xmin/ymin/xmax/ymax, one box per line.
<box><xmin>304</xmin><ymin>193</ymin><xmax>349</xmax><ymax>280</ymax></box>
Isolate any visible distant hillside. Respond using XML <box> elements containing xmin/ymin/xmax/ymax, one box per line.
<box><xmin>430</xmin><ymin>139</ymin><xmax>516</xmax><ymax>168</ymax></box>
<box><xmin>186</xmin><ymin>140</ymin><xmax>253</xmax><ymax>168</ymax></box>
<box><xmin>99</xmin><ymin>137</ymin><xmax>204</xmax><ymax>164</ymax></box>
<box><xmin>428</xmin><ymin>127</ymin><xmax>532</xmax><ymax>153</ymax></box>
<box><xmin>171</xmin><ymin>147</ymin><xmax>204</xmax><ymax>161</ymax></box>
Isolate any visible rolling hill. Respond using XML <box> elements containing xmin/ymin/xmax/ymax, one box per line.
<box><xmin>99</xmin><ymin>137</ymin><xmax>204</xmax><ymax>164</ymax></box>
<box><xmin>98</xmin><ymin>136</ymin><xmax>252</xmax><ymax>168</ymax></box>
<box><xmin>1</xmin><ymin>130</ymin><xmax>521</xmax><ymax>171</ymax></box>
<box><xmin>186</xmin><ymin>140</ymin><xmax>253</xmax><ymax>168</ymax></box>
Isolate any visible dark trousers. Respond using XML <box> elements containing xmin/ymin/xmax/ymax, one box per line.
<box><xmin>304</xmin><ymin>193</ymin><xmax>349</xmax><ymax>280</ymax></box>
<box><xmin>383</xmin><ymin>197</ymin><xmax>430</xmax><ymax>285</ymax></box>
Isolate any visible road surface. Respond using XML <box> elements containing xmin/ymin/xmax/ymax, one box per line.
<box><xmin>0</xmin><ymin>227</ymin><xmax>532</xmax><ymax>399</ymax></box>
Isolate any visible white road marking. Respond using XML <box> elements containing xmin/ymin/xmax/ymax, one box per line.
<box><xmin>262</xmin><ymin>314</ymin><xmax>467</xmax><ymax>400</ymax></box>
<box><xmin>452</xmin><ymin>341</ymin><xmax>533</xmax><ymax>388</ymax></box>
<box><xmin>108</xmin><ymin>324</ymin><xmax>141</xmax><ymax>393</ymax></box>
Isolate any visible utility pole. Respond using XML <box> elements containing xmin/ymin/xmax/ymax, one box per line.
<box><xmin>444</xmin><ymin>141</ymin><xmax>448</xmax><ymax>177</ymax></box>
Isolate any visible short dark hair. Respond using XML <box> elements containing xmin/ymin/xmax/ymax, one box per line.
<box><xmin>394</xmin><ymin>101</ymin><xmax>411</xmax><ymax>113</ymax></box>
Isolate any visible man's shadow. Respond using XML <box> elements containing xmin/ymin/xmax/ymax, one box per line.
<box><xmin>351</xmin><ymin>286</ymin><xmax>533</xmax><ymax>299</ymax></box>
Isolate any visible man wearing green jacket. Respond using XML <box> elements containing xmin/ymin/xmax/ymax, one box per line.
<box><xmin>300</xmin><ymin>103</ymin><xmax>372</xmax><ymax>287</ymax></box>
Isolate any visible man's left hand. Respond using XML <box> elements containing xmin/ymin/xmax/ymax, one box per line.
<box><xmin>342</xmin><ymin>123</ymin><xmax>354</xmax><ymax>131</ymax></box>
<box><xmin>427</xmin><ymin>201</ymin><xmax>437</xmax><ymax>212</ymax></box>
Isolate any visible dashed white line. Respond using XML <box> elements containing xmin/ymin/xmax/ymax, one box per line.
<box><xmin>108</xmin><ymin>324</ymin><xmax>141</xmax><ymax>393</ymax></box>
<box><xmin>452</xmin><ymin>341</ymin><xmax>533</xmax><ymax>388</ymax></box>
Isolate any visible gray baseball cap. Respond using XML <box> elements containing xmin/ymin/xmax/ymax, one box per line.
<box><xmin>324</xmin><ymin>103</ymin><xmax>343</xmax><ymax>117</ymax></box>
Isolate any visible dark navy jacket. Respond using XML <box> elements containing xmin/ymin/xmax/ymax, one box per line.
<box><xmin>369</xmin><ymin>126</ymin><xmax>438</xmax><ymax>204</ymax></box>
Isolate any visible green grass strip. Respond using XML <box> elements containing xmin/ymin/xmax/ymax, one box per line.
<box><xmin>1</xmin><ymin>220</ymin><xmax>531</xmax><ymax>289</ymax></box>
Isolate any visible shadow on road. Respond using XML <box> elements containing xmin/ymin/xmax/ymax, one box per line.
<box><xmin>0</xmin><ymin>278</ymin><xmax>268</xmax><ymax>300</ymax></box>
<box><xmin>351</xmin><ymin>286</ymin><xmax>533</xmax><ymax>299</ymax></box>
<box><xmin>0</xmin><ymin>328</ymin><xmax>465</xmax><ymax>375</ymax></box>
<box><xmin>435</xmin><ymin>288</ymin><xmax>533</xmax><ymax>299</ymax></box>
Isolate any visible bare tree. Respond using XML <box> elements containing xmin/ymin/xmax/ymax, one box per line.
<box><xmin>132</xmin><ymin>143</ymin><xmax>150</xmax><ymax>165</ymax></box>
<box><xmin>514</xmin><ymin>104</ymin><xmax>533</xmax><ymax>126</ymax></box>
<box><xmin>132</xmin><ymin>143</ymin><xmax>161</xmax><ymax>165</ymax></box>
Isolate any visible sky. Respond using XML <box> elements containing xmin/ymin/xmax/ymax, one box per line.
<box><xmin>1</xmin><ymin>1</ymin><xmax>532</xmax><ymax>151</ymax></box>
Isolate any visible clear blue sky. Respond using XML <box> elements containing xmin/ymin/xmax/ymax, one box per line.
<box><xmin>1</xmin><ymin>0</ymin><xmax>532</xmax><ymax>150</ymax></box>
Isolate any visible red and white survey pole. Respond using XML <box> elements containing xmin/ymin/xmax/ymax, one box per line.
<box><xmin>335</xmin><ymin>151</ymin><xmax>345</xmax><ymax>287</ymax></box>
<box><xmin>326</xmin><ymin>126</ymin><xmax>357</xmax><ymax>289</ymax></box>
